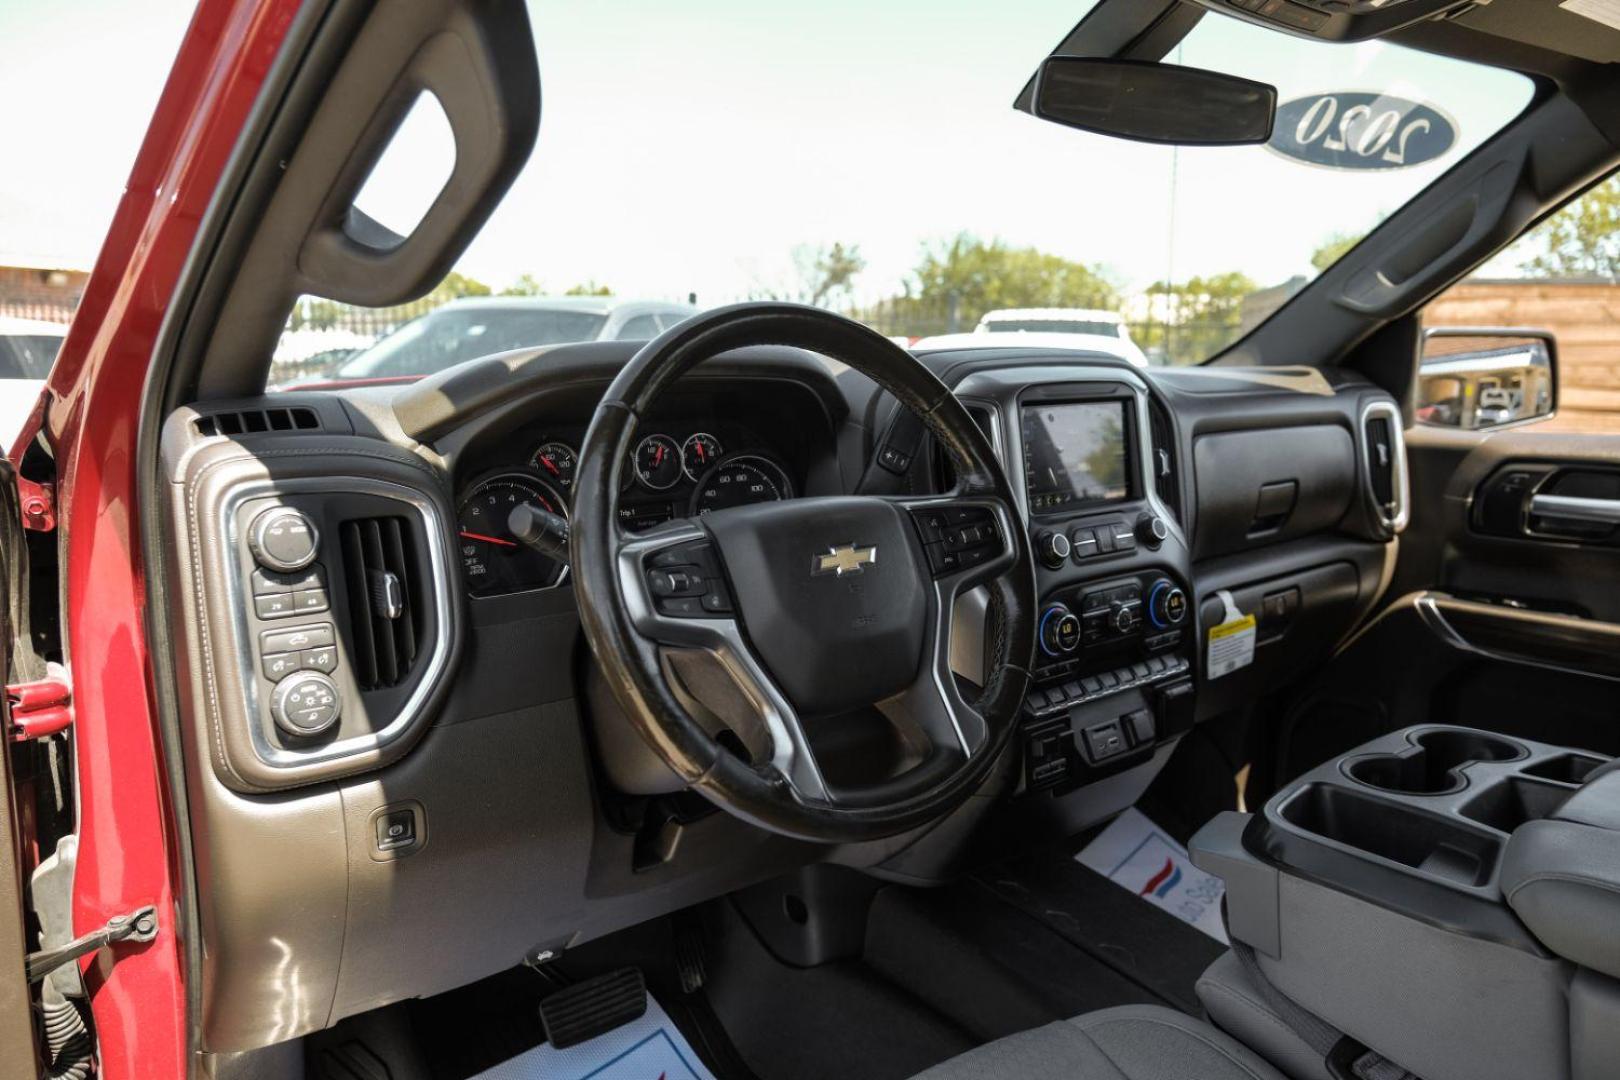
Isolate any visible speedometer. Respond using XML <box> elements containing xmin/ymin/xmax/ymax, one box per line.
<box><xmin>690</xmin><ymin>455</ymin><xmax>791</xmax><ymax>516</ymax></box>
<box><xmin>457</xmin><ymin>472</ymin><xmax>569</xmax><ymax>596</ymax></box>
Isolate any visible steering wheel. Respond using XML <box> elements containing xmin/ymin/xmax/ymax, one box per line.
<box><xmin>573</xmin><ymin>303</ymin><xmax>1036</xmax><ymax>842</ymax></box>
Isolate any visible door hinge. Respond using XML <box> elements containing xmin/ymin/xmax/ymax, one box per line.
<box><xmin>5</xmin><ymin>677</ymin><xmax>72</xmax><ymax>741</ymax></box>
<box><xmin>16</xmin><ymin>476</ymin><xmax>54</xmax><ymax>532</ymax></box>
<box><xmin>25</xmin><ymin>906</ymin><xmax>158</xmax><ymax>983</ymax></box>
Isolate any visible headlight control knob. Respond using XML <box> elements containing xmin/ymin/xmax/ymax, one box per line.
<box><xmin>248</xmin><ymin>506</ymin><xmax>319</xmax><ymax>572</ymax></box>
<box><xmin>270</xmin><ymin>671</ymin><xmax>341</xmax><ymax>738</ymax></box>
<box><xmin>1039</xmin><ymin>604</ymin><xmax>1082</xmax><ymax>657</ymax></box>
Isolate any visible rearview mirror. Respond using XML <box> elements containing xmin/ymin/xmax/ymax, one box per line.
<box><xmin>1418</xmin><ymin>327</ymin><xmax>1557</xmax><ymax>430</ymax></box>
<box><xmin>1033</xmin><ymin>56</ymin><xmax>1276</xmax><ymax>146</ymax></box>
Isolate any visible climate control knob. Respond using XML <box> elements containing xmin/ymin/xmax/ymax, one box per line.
<box><xmin>1039</xmin><ymin>604</ymin><xmax>1082</xmax><ymax>657</ymax></box>
<box><xmin>1148</xmin><ymin>580</ymin><xmax>1188</xmax><ymax>629</ymax></box>
<box><xmin>270</xmin><ymin>671</ymin><xmax>341</xmax><ymax>738</ymax></box>
<box><xmin>1110</xmin><ymin>601</ymin><xmax>1141</xmax><ymax>635</ymax></box>
<box><xmin>248</xmin><ymin>506</ymin><xmax>319</xmax><ymax>572</ymax></box>
<box><xmin>1035</xmin><ymin>529</ymin><xmax>1072</xmax><ymax>569</ymax></box>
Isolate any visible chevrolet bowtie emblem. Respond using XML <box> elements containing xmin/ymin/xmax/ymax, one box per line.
<box><xmin>813</xmin><ymin>543</ymin><xmax>878</xmax><ymax>576</ymax></box>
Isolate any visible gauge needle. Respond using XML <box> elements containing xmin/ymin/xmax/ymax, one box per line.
<box><xmin>697</xmin><ymin>443</ymin><xmax>706</xmax><ymax>462</ymax></box>
<box><xmin>538</xmin><ymin>457</ymin><xmax>559</xmax><ymax>476</ymax></box>
<box><xmin>460</xmin><ymin>530</ymin><xmax>517</xmax><ymax>548</ymax></box>
<box><xmin>654</xmin><ymin>445</ymin><xmax>666</xmax><ymax>466</ymax></box>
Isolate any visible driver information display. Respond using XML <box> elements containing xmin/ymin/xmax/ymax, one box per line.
<box><xmin>1021</xmin><ymin>401</ymin><xmax>1130</xmax><ymax>512</ymax></box>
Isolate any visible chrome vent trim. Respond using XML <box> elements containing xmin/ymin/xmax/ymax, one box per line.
<box><xmin>1361</xmin><ymin>399</ymin><xmax>1410</xmax><ymax>534</ymax></box>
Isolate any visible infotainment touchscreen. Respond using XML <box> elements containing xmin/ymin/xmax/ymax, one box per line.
<box><xmin>1021</xmin><ymin>401</ymin><xmax>1131</xmax><ymax>512</ymax></box>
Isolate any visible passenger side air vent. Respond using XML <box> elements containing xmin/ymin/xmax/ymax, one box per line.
<box><xmin>1361</xmin><ymin>401</ymin><xmax>1409</xmax><ymax>533</ymax></box>
<box><xmin>1146</xmin><ymin>396</ymin><xmax>1181</xmax><ymax>525</ymax></box>
<box><xmin>194</xmin><ymin>406</ymin><xmax>321</xmax><ymax>438</ymax></box>
<box><xmin>339</xmin><ymin>517</ymin><xmax>424</xmax><ymax>690</ymax></box>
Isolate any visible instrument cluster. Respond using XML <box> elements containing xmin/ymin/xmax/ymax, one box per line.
<box><xmin>455</xmin><ymin>424</ymin><xmax>794</xmax><ymax>596</ymax></box>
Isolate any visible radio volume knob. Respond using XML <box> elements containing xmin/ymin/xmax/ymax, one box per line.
<box><xmin>249</xmin><ymin>506</ymin><xmax>319</xmax><ymax>572</ymax></box>
<box><xmin>1039</xmin><ymin>604</ymin><xmax>1082</xmax><ymax>657</ymax></box>
<box><xmin>1136</xmin><ymin>513</ymin><xmax>1170</xmax><ymax>549</ymax></box>
<box><xmin>1036</xmin><ymin>529</ymin><xmax>1072</xmax><ymax>569</ymax></box>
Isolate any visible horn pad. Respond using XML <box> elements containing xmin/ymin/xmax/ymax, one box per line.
<box><xmin>702</xmin><ymin>497</ymin><xmax>928</xmax><ymax>717</ymax></box>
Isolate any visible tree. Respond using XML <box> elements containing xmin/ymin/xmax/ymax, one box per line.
<box><xmin>430</xmin><ymin>271</ymin><xmax>493</xmax><ymax>301</ymax></box>
<box><xmin>753</xmin><ymin>242</ymin><xmax>867</xmax><ymax>307</ymax></box>
<box><xmin>564</xmin><ymin>280</ymin><xmax>614</xmax><ymax>296</ymax></box>
<box><xmin>1311</xmin><ymin>230</ymin><xmax>1365</xmax><ymax>271</ymax></box>
<box><xmin>501</xmin><ymin>273</ymin><xmax>545</xmax><ymax>296</ymax></box>
<box><xmin>908</xmin><ymin>233</ymin><xmax>1118</xmax><ymax>328</ymax></box>
<box><xmin>1132</xmin><ymin>271</ymin><xmax>1257</xmax><ymax>366</ymax></box>
<box><xmin>1521</xmin><ymin>176</ymin><xmax>1620</xmax><ymax>279</ymax></box>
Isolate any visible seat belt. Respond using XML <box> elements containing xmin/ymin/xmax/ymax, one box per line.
<box><xmin>1229</xmin><ymin>941</ymin><xmax>1419</xmax><ymax>1080</ymax></box>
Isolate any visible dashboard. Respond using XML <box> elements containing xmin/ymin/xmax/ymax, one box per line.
<box><xmin>159</xmin><ymin>339</ymin><xmax>1407</xmax><ymax>1053</ymax></box>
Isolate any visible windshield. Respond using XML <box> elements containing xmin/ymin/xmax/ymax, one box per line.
<box><xmin>268</xmin><ymin>2</ymin><xmax>1534</xmax><ymax>386</ymax></box>
<box><xmin>984</xmin><ymin>320</ymin><xmax>1122</xmax><ymax>337</ymax></box>
<box><xmin>334</xmin><ymin>306</ymin><xmax>610</xmax><ymax>379</ymax></box>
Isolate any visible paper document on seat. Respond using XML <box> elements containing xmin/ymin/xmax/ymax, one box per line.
<box><xmin>471</xmin><ymin>996</ymin><xmax>717</xmax><ymax>1080</ymax></box>
<box><xmin>1077</xmin><ymin>806</ymin><xmax>1229</xmax><ymax>944</ymax></box>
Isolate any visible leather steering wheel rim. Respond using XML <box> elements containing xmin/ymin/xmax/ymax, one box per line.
<box><xmin>572</xmin><ymin>301</ymin><xmax>1036</xmax><ymax>843</ymax></box>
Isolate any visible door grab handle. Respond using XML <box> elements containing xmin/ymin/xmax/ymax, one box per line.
<box><xmin>1528</xmin><ymin>494</ymin><xmax>1620</xmax><ymax>525</ymax></box>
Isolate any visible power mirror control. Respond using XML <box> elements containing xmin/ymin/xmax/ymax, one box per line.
<box><xmin>248</xmin><ymin>506</ymin><xmax>319</xmax><ymax>572</ymax></box>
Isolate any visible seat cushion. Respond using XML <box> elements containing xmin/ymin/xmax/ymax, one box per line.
<box><xmin>909</xmin><ymin>1004</ymin><xmax>1291</xmax><ymax>1080</ymax></box>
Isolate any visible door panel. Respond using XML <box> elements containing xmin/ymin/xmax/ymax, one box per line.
<box><xmin>1256</xmin><ymin>423</ymin><xmax>1620</xmax><ymax>797</ymax></box>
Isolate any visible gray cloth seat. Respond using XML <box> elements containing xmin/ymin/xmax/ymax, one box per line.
<box><xmin>909</xmin><ymin>1003</ymin><xmax>1290</xmax><ymax>1080</ymax></box>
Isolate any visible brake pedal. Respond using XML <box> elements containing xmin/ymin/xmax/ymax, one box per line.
<box><xmin>538</xmin><ymin>967</ymin><xmax>648</xmax><ymax>1049</ymax></box>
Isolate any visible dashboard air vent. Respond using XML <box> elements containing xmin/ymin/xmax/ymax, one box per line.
<box><xmin>932</xmin><ymin>404</ymin><xmax>1000</xmax><ymax>492</ymax></box>
<box><xmin>194</xmin><ymin>407</ymin><xmax>320</xmax><ymax>438</ymax></box>
<box><xmin>1361</xmin><ymin>401</ymin><xmax>1409</xmax><ymax>533</ymax></box>
<box><xmin>1146</xmin><ymin>397</ymin><xmax>1181</xmax><ymax>524</ymax></box>
<box><xmin>339</xmin><ymin>516</ymin><xmax>423</xmax><ymax>690</ymax></box>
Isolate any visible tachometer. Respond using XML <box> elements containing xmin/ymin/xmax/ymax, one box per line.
<box><xmin>681</xmin><ymin>432</ymin><xmax>723</xmax><ymax>481</ymax></box>
<box><xmin>532</xmin><ymin>441</ymin><xmax>577</xmax><ymax>491</ymax></box>
<box><xmin>690</xmin><ymin>455</ymin><xmax>791</xmax><ymax>516</ymax></box>
<box><xmin>633</xmin><ymin>434</ymin><xmax>682</xmax><ymax>490</ymax></box>
<box><xmin>457</xmin><ymin>472</ymin><xmax>568</xmax><ymax>596</ymax></box>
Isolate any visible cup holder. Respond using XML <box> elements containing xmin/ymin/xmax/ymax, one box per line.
<box><xmin>1343</xmin><ymin>730</ymin><xmax>1526</xmax><ymax>795</ymax></box>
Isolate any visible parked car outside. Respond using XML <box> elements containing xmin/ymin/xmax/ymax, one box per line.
<box><xmin>318</xmin><ymin>296</ymin><xmax>698</xmax><ymax>382</ymax></box>
<box><xmin>910</xmin><ymin>307</ymin><xmax>1150</xmax><ymax>367</ymax></box>
<box><xmin>0</xmin><ymin>316</ymin><xmax>66</xmax><ymax>446</ymax></box>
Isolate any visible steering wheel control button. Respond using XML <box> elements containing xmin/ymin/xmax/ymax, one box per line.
<box><xmin>912</xmin><ymin>505</ymin><xmax>1002</xmax><ymax>576</ymax></box>
<box><xmin>645</xmin><ymin>540</ymin><xmax>733</xmax><ymax>618</ymax></box>
<box><xmin>270</xmin><ymin>671</ymin><xmax>341</xmax><ymax>738</ymax></box>
<box><xmin>1036</xmin><ymin>529</ymin><xmax>1072</xmax><ymax>569</ymax></box>
<box><xmin>1039</xmin><ymin>605</ymin><xmax>1082</xmax><ymax>657</ymax></box>
<box><xmin>259</xmin><ymin>623</ymin><xmax>334</xmax><ymax>655</ymax></box>
<box><xmin>248</xmin><ymin>506</ymin><xmax>320</xmax><ymax>572</ymax></box>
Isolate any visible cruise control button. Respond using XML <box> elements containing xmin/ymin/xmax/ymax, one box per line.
<box><xmin>261</xmin><ymin>624</ymin><xmax>334</xmax><ymax>654</ymax></box>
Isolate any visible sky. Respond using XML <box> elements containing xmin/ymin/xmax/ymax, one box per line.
<box><xmin>1</xmin><ymin>0</ymin><xmax>1535</xmax><ymax>305</ymax></box>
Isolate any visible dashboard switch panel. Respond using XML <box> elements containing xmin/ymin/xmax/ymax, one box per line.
<box><xmin>248</xmin><ymin>506</ymin><xmax>320</xmax><ymax>572</ymax></box>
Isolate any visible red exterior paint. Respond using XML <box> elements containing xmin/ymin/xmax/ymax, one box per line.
<box><xmin>21</xmin><ymin>1</ymin><xmax>301</xmax><ymax>1075</ymax></box>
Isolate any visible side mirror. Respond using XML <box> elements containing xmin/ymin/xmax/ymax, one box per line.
<box><xmin>1032</xmin><ymin>56</ymin><xmax>1276</xmax><ymax>146</ymax></box>
<box><xmin>1418</xmin><ymin>327</ymin><xmax>1557</xmax><ymax>430</ymax></box>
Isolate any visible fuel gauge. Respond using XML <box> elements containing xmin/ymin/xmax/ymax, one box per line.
<box><xmin>681</xmin><ymin>432</ymin><xmax>722</xmax><ymax>481</ymax></box>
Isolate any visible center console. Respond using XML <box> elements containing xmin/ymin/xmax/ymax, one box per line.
<box><xmin>1192</xmin><ymin>725</ymin><xmax>1620</xmax><ymax>1080</ymax></box>
<box><xmin>1003</xmin><ymin>382</ymin><xmax>1197</xmax><ymax>794</ymax></box>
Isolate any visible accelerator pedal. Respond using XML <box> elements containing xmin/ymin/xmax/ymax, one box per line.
<box><xmin>538</xmin><ymin>967</ymin><xmax>648</xmax><ymax>1050</ymax></box>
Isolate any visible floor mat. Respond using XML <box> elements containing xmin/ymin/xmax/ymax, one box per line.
<box><xmin>1075</xmin><ymin>807</ymin><xmax>1228</xmax><ymax>944</ymax></box>
<box><xmin>470</xmin><ymin>997</ymin><xmax>717</xmax><ymax>1080</ymax></box>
